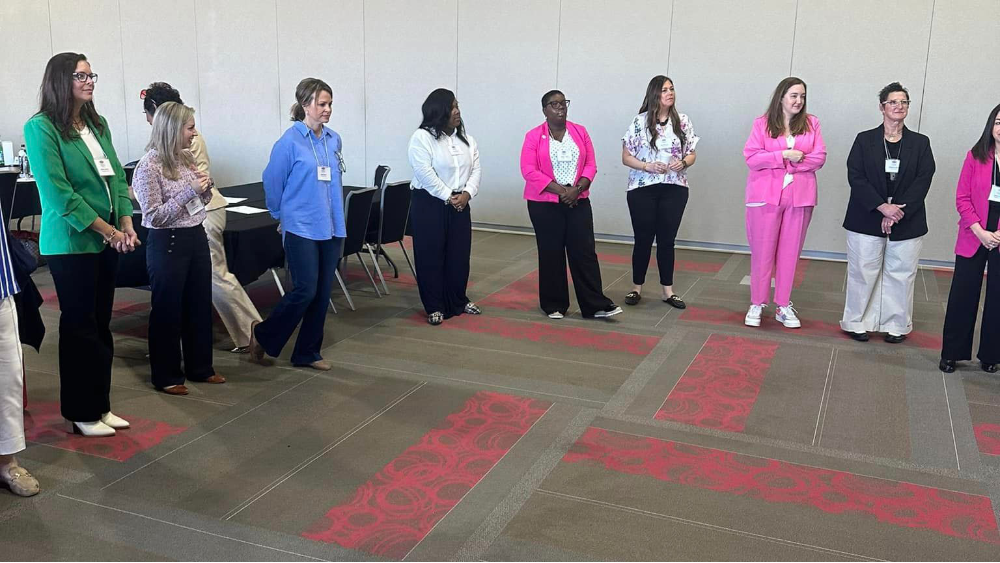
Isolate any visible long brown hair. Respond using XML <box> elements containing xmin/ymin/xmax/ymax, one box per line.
<box><xmin>765</xmin><ymin>77</ymin><xmax>810</xmax><ymax>138</ymax></box>
<box><xmin>639</xmin><ymin>75</ymin><xmax>685</xmax><ymax>149</ymax></box>
<box><xmin>37</xmin><ymin>52</ymin><xmax>104</xmax><ymax>141</ymax></box>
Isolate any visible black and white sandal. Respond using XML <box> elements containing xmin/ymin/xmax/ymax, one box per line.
<box><xmin>663</xmin><ymin>295</ymin><xmax>686</xmax><ymax>309</ymax></box>
<box><xmin>427</xmin><ymin>311</ymin><xmax>444</xmax><ymax>325</ymax></box>
<box><xmin>624</xmin><ymin>291</ymin><xmax>641</xmax><ymax>306</ymax></box>
<box><xmin>464</xmin><ymin>302</ymin><xmax>482</xmax><ymax>315</ymax></box>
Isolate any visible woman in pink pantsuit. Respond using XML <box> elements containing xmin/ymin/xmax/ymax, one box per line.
<box><xmin>743</xmin><ymin>77</ymin><xmax>826</xmax><ymax>328</ymax></box>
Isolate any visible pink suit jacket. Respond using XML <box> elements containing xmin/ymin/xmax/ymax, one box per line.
<box><xmin>520</xmin><ymin>121</ymin><xmax>596</xmax><ymax>203</ymax></box>
<box><xmin>743</xmin><ymin>114</ymin><xmax>827</xmax><ymax>207</ymax></box>
<box><xmin>954</xmin><ymin>150</ymin><xmax>997</xmax><ymax>258</ymax></box>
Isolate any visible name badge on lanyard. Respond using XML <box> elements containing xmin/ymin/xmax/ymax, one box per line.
<box><xmin>885</xmin><ymin>159</ymin><xmax>900</xmax><ymax>174</ymax></box>
<box><xmin>95</xmin><ymin>157</ymin><xmax>115</xmax><ymax>177</ymax></box>
<box><xmin>989</xmin><ymin>185</ymin><xmax>1000</xmax><ymax>203</ymax></box>
<box><xmin>655</xmin><ymin>137</ymin><xmax>669</xmax><ymax>151</ymax></box>
<box><xmin>556</xmin><ymin>146</ymin><xmax>573</xmax><ymax>162</ymax></box>
<box><xmin>185</xmin><ymin>197</ymin><xmax>205</xmax><ymax>216</ymax></box>
<box><xmin>317</xmin><ymin>166</ymin><xmax>332</xmax><ymax>182</ymax></box>
<box><xmin>448</xmin><ymin>143</ymin><xmax>462</xmax><ymax>156</ymax></box>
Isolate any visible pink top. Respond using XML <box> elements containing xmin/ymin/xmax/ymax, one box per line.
<box><xmin>954</xmin><ymin>150</ymin><xmax>997</xmax><ymax>258</ymax></box>
<box><xmin>520</xmin><ymin>121</ymin><xmax>596</xmax><ymax>202</ymax></box>
<box><xmin>743</xmin><ymin>114</ymin><xmax>826</xmax><ymax>207</ymax></box>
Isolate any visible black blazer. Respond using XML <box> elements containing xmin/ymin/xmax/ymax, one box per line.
<box><xmin>843</xmin><ymin>125</ymin><xmax>935</xmax><ymax>241</ymax></box>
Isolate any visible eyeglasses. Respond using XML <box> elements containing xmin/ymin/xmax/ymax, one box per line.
<box><xmin>546</xmin><ymin>100</ymin><xmax>571</xmax><ymax>109</ymax></box>
<box><xmin>72</xmin><ymin>72</ymin><xmax>98</xmax><ymax>83</ymax></box>
<box><xmin>882</xmin><ymin>100</ymin><xmax>911</xmax><ymax>108</ymax></box>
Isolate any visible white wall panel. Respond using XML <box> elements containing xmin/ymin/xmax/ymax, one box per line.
<box><xmin>365</xmin><ymin>0</ymin><xmax>458</xmax><ymax>187</ymax></box>
<box><xmin>791</xmin><ymin>0</ymin><xmax>933</xmax><ymax>256</ymax></box>
<box><xmin>557</xmin><ymin>0</ymin><xmax>670</xmax><ymax>237</ymax></box>
<box><xmin>667</xmin><ymin>0</ymin><xmax>797</xmax><ymax>247</ymax></box>
<box><xmin>0</xmin><ymin>1</ymin><xmax>51</xmax><ymax>152</ymax></box>
<box><xmin>919</xmin><ymin>0</ymin><xmax>1000</xmax><ymax>262</ymax></box>
<box><xmin>457</xmin><ymin>0</ymin><xmax>560</xmax><ymax>228</ymax></box>
<box><xmin>195</xmin><ymin>0</ymin><xmax>281</xmax><ymax>187</ymax></box>
<box><xmin>275</xmin><ymin>0</ymin><xmax>367</xmax><ymax>187</ymax></box>
<box><xmin>48</xmin><ymin>0</ymin><xmax>129</xmax><ymax>162</ymax></box>
<box><xmin>119</xmin><ymin>0</ymin><xmax>201</xmax><ymax>163</ymax></box>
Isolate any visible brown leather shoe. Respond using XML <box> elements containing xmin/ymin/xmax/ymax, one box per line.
<box><xmin>158</xmin><ymin>385</ymin><xmax>189</xmax><ymax>396</ymax></box>
<box><xmin>198</xmin><ymin>374</ymin><xmax>227</xmax><ymax>384</ymax></box>
<box><xmin>295</xmin><ymin>360</ymin><xmax>331</xmax><ymax>371</ymax></box>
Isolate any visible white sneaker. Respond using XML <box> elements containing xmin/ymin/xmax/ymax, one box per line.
<box><xmin>745</xmin><ymin>304</ymin><xmax>764</xmax><ymax>327</ymax></box>
<box><xmin>775</xmin><ymin>303</ymin><xmax>801</xmax><ymax>328</ymax></box>
<box><xmin>101</xmin><ymin>412</ymin><xmax>130</xmax><ymax>430</ymax></box>
<box><xmin>593</xmin><ymin>305</ymin><xmax>623</xmax><ymax>318</ymax></box>
<box><xmin>547</xmin><ymin>312</ymin><xmax>564</xmax><ymax>319</ymax></box>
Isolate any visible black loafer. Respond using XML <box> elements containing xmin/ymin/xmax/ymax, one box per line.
<box><xmin>884</xmin><ymin>333</ymin><xmax>906</xmax><ymax>344</ymax></box>
<box><xmin>663</xmin><ymin>295</ymin><xmax>686</xmax><ymax>309</ymax></box>
<box><xmin>939</xmin><ymin>359</ymin><xmax>956</xmax><ymax>373</ymax></box>
<box><xmin>624</xmin><ymin>291</ymin><xmax>641</xmax><ymax>306</ymax></box>
<box><xmin>982</xmin><ymin>362</ymin><xmax>998</xmax><ymax>374</ymax></box>
<box><xmin>844</xmin><ymin>330</ymin><xmax>869</xmax><ymax>342</ymax></box>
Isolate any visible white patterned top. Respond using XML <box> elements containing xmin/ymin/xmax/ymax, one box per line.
<box><xmin>622</xmin><ymin>112</ymin><xmax>699</xmax><ymax>190</ymax></box>
<box><xmin>548</xmin><ymin>130</ymin><xmax>580</xmax><ymax>186</ymax></box>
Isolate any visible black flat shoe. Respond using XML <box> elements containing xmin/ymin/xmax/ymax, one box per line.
<box><xmin>663</xmin><ymin>295</ymin><xmax>686</xmax><ymax>309</ymax></box>
<box><xmin>844</xmin><ymin>330</ymin><xmax>869</xmax><ymax>342</ymax></box>
<box><xmin>884</xmin><ymin>333</ymin><xmax>906</xmax><ymax>344</ymax></box>
<box><xmin>624</xmin><ymin>291</ymin><xmax>641</xmax><ymax>306</ymax></box>
<box><xmin>982</xmin><ymin>362</ymin><xmax>998</xmax><ymax>374</ymax></box>
<box><xmin>939</xmin><ymin>359</ymin><xmax>956</xmax><ymax>373</ymax></box>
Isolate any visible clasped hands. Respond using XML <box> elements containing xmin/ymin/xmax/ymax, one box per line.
<box><xmin>878</xmin><ymin>202</ymin><xmax>907</xmax><ymax>235</ymax></box>
<box><xmin>556</xmin><ymin>179</ymin><xmax>590</xmax><ymax>207</ymax></box>
<box><xmin>106</xmin><ymin>221</ymin><xmax>140</xmax><ymax>254</ymax></box>
<box><xmin>449</xmin><ymin>190</ymin><xmax>471</xmax><ymax>212</ymax></box>
<box><xmin>974</xmin><ymin>226</ymin><xmax>1000</xmax><ymax>251</ymax></box>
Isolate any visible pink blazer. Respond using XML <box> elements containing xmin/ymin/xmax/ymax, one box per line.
<box><xmin>743</xmin><ymin>114</ymin><xmax>826</xmax><ymax>207</ymax></box>
<box><xmin>954</xmin><ymin>150</ymin><xmax>997</xmax><ymax>258</ymax></box>
<box><xmin>520</xmin><ymin>121</ymin><xmax>596</xmax><ymax>202</ymax></box>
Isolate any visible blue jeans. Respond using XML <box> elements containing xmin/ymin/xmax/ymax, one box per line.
<box><xmin>255</xmin><ymin>233</ymin><xmax>342</xmax><ymax>365</ymax></box>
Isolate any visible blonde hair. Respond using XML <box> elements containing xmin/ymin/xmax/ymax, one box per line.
<box><xmin>146</xmin><ymin>101</ymin><xmax>196</xmax><ymax>180</ymax></box>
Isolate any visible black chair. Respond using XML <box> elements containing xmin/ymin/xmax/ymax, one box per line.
<box><xmin>365</xmin><ymin>180</ymin><xmax>415</xmax><ymax>293</ymax></box>
<box><xmin>335</xmin><ymin>187</ymin><xmax>380</xmax><ymax>311</ymax></box>
<box><xmin>373</xmin><ymin>165</ymin><xmax>390</xmax><ymax>191</ymax></box>
<box><xmin>124</xmin><ymin>161</ymin><xmax>138</xmax><ymax>186</ymax></box>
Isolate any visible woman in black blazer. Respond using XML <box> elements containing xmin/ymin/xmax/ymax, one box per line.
<box><xmin>840</xmin><ymin>82</ymin><xmax>935</xmax><ymax>344</ymax></box>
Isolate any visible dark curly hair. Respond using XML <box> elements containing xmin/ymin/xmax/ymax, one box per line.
<box><xmin>142</xmin><ymin>82</ymin><xmax>183</xmax><ymax>116</ymax></box>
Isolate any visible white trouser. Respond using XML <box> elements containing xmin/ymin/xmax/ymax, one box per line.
<box><xmin>204</xmin><ymin>208</ymin><xmax>262</xmax><ymax>348</ymax></box>
<box><xmin>0</xmin><ymin>295</ymin><xmax>25</xmax><ymax>455</ymax></box>
<box><xmin>841</xmin><ymin>231</ymin><xmax>923</xmax><ymax>335</ymax></box>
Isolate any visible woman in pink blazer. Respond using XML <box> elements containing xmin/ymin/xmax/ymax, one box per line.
<box><xmin>520</xmin><ymin>90</ymin><xmax>620</xmax><ymax>320</ymax></box>
<box><xmin>743</xmin><ymin>77</ymin><xmax>826</xmax><ymax>328</ymax></box>
<box><xmin>940</xmin><ymin>103</ymin><xmax>1000</xmax><ymax>374</ymax></box>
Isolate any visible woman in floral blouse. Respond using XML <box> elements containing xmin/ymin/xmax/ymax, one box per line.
<box><xmin>132</xmin><ymin>102</ymin><xmax>225</xmax><ymax>395</ymax></box>
<box><xmin>621</xmin><ymin>75</ymin><xmax>699</xmax><ymax>309</ymax></box>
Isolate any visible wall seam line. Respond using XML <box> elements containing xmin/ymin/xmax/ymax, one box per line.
<box><xmin>116</xmin><ymin>0</ymin><xmax>131</xmax><ymax>160</ymax></box>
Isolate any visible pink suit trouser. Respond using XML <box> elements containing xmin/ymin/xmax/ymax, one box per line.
<box><xmin>745</xmin><ymin>187</ymin><xmax>813</xmax><ymax>307</ymax></box>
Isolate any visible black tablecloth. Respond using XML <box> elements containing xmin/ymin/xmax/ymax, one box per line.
<box><xmin>0</xmin><ymin>175</ymin><xmax>42</xmax><ymax>228</ymax></box>
<box><xmin>116</xmin><ymin>182</ymin><xmax>283</xmax><ymax>288</ymax></box>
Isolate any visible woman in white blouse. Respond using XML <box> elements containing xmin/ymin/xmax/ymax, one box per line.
<box><xmin>621</xmin><ymin>75</ymin><xmax>699</xmax><ymax>309</ymax></box>
<box><xmin>407</xmin><ymin>89</ymin><xmax>482</xmax><ymax>325</ymax></box>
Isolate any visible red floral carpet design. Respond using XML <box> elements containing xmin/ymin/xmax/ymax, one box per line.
<box><xmin>655</xmin><ymin>335</ymin><xmax>779</xmax><ymax>431</ymax></box>
<box><xmin>302</xmin><ymin>391</ymin><xmax>551</xmax><ymax>558</ymax></box>
<box><xmin>565</xmin><ymin>427</ymin><xmax>1000</xmax><ymax>544</ymax></box>
<box><xmin>410</xmin><ymin>312</ymin><xmax>659</xmax><ymax>356</ymax></box>
<box><xmin>597</xmin><ymin>253</ymin><xmax>724</xmax><ymax>274</ymax></box>
<box><xmin>974</xmin><ymin>424</ymin><xmax>1000</xmax><ymax>456</ymax></box>
<box><xmin>680</xmin><ymin>305</ymin><xmax>943</xmax><ymax>350</ymax></box>
<box><xmin>24</xmin><ymin>402</ymin><xmax>187</xmax><ymax>462</ymax></box>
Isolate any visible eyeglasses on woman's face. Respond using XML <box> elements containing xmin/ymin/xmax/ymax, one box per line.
<box><xmin>545</xmin><ymin>100</ymin><xmax>570</xmax><ymax>109</ymax></box>
<box><xmin>882</xmin><ymin>99</ymin><xmax>910</xmax><ymax>108</ymax></box>
<box><xmin>72</xmin><ymin>72</ymin><xmax>98</xmax><ymax>83</ymax></box>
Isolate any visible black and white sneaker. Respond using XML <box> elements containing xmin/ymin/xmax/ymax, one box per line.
<box><xmin>593</xmin><ymin>305</ymin><xmax>623</xmax><ymax>319</ymax></box>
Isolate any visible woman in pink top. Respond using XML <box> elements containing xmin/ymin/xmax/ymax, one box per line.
<box><xmin>940</xmin><ymin>103</ymin><xmax>1000</xmax><ymax>375</ymax></box>
<box><xmin>743</xmin><ymin>77</ymin><xmax>826</xmax><ymax>328</ymax></box>
<box><xmin>520</xmin><ymin>90</ymin><xmax>620</xmax><ymax>320</ymax></box>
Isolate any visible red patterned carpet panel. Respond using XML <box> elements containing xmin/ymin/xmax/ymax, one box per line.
<box><xmin>680</xmin><ymin>305</ymin><xmax>943</xmax><ymax>349</ymax></box>
<box><xmin>564</xmin><ymin>427</ymin><xmax>1000</xmax><ymax>545</ymax></box>
<box><xmin>973</xmin><ymin>423</ymin><xmax>1000</xmax><ymax>456</ymax></box>
<box><xmin>24</xmin><ymin>402</ymin><xmax>187</xmax><ymax>462</ymax></box>
<box><xmin>408</xmin><ymin>312</ymin><xmax>659</xmax><ymax>356</ymax></box>
<box><xmin>655</xmin><ymin>334</ymin><xmax>779</xmax><ymax>432</ymax></box>
<box><xmin>479</xmin><ymin>270</ymin><xmax>543</xmax><ymax>312</ymax></box>
<box><xmin>302</xmin><ymin>391</ymin><xmax>552</xmax><ymax>558</ymax></box>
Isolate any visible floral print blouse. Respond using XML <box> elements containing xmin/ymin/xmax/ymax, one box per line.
<box><xmin>622</xmin><ymin>111</ymin><xmax>699</xmax><ymax>190</ymax></box>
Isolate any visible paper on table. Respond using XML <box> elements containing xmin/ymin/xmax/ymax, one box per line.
<box><xmin>223</xmin><ymin>196</ymin><xmax>247</xmax><ymax>204</ymax></box>
<box><xmin>227</xmin><ymin>205</ymin><xmax>269</xmax><ymax>215</ymax></box>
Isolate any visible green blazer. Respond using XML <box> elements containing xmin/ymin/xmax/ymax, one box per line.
<box><xmin>23</xmin><ymin>113</ymin><xmax>132</xmax><ymax>255</ymax></box>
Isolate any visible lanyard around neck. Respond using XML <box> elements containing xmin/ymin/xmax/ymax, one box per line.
<box><xmin>307</xmin><ymin>130</ymin><xmax>329</xmax><ymax>168</ymax></box>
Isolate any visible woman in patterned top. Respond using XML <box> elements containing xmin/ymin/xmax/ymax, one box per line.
<box><xmin>132</xmin><ymin>102</ymin><xmax>225</xmax><ymax>395</ymax></box>
<box><xmin>519</xmin><ymin>90</ymin><xmax>621</xmax><ymax>320</ymax></box>
<box><xmin>621</xmin><ymin>76</ymin><xmax>699</xmax><ymax>310</ymax></box>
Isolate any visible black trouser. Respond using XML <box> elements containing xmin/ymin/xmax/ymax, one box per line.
<box><xmin>410</xmin><ymin>188</ymin><xmax>471</xmax><ymax>318</ymax></box>
<box><xmin>146</xmin><ymin>226</ymin><xmax>215</xmax><ymax>388</ymax></box>
<box><xmin>527</xmin><ymin>198</ymin><xmax>613</xmax><ymax>317</ymax></box>
<box><xmin>626</xmin><ymin>183</ymin><xmax>689</xmax><ymax>286</ymax></box>
<box><xmin>47</xmin><ymin>246</ymin><xmax>118</xmax><ymax>422</ymax></box>
<box><xmin>942</xmin><ymin>202</ymin><xmax>1000</xmax><ymax>364</ymax></box>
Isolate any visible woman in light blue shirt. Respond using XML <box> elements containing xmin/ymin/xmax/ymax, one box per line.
<box><xmin>249</xmin><ymin>78</ymin><xmax>346</xmax><ymax>371</ymax></box>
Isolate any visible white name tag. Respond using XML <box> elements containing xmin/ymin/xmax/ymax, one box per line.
<box><xmin>556</xmin><ymin>147</ymin><xmax>573</xmax><ymax>162</ymax></box>
<box><xmin>448</xmin><ymin>143</ymin><xmax>462</xmax><ymax>156</ymax></box>
<box><xmin>95</xmin><ymin>158</ymin><xmax>115</xmax><ymax>177</ymax></box>
<box><xmin>317</xmin><ymin>166</ymin><xmax>332</xmax><ymax>182</ymax></box>
<box><xmin>185</xmin><ymin>197</ymin><xmax>205</xmax><ymax>216</ymax></box>
<box><xmin>885</xmin><ymin>159</ymin><xmax>900</xmax><ymax>174</ymax></box>
<box><xmin>655</xmin><ymin>137</ymin><xmax>669</xmax><ymax>151</ymax></box>
<box><xmin>990</xmin><ymin>184</ymin><xmax>1000</xmax><ymax>203</ymax></box>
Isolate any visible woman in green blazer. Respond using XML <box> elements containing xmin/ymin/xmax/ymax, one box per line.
<box><xmin>23</xmin><ymin>52</ymin><xmax>140</xmax><ymax>438</ymax></box>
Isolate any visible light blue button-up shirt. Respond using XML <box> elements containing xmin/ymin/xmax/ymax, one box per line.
<box><xmin>263</xmin><ymin>121</ymin><xmax>347</xmax><ymax>241</ymax></box>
